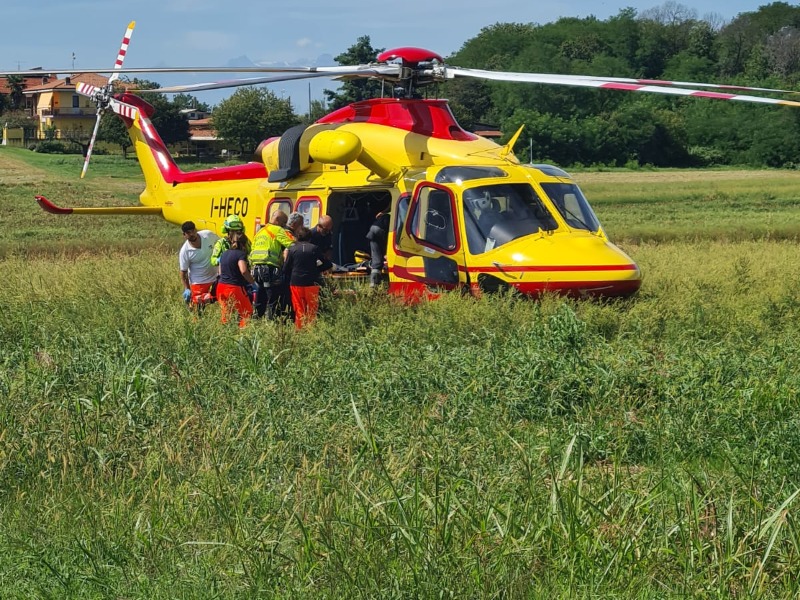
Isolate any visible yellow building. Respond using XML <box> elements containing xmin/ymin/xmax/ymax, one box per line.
<box><xmin>23</xmin><ymin>73</ymin><xmax>109</xmax><ymax>141</ymax></box>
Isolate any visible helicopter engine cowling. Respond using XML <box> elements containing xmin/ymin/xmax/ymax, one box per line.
<box><xmin>308</xmin><ymin>130</ymin><xmax>401</xmax><ymax>181</ymax></box>
<box><xmin>308</xmin><ymin>130</ymin><xmax>361</xmax><ymax>164</ymax></box>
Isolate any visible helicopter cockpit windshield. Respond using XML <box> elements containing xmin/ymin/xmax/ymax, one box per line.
<box><xmin>462</xmin><ymin>183</ymin><xmax>558</xmax><ymax>255</ymax></box>
<box><xmin>539</xmin><ymin>182</ymin><xmax>601</xmax><ymax>233</ymax></box>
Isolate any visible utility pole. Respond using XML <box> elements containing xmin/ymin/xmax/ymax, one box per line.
<box><xmin>72</xmin><ymin>53</ymin><xmax>76</xmax><ymax>70</ymax></box>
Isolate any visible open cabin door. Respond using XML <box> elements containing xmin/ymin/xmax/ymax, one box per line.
<box><xmin>392</xmin><ymin>184</ymin><xmax>468</xmax><ymax>295</ymax></box>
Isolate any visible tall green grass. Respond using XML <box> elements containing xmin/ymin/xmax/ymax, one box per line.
<box><xmin>2</xmin><ymin>241</ymin><xmax>800</xmax><ymax>597</ymax></box>
<box><xmin>3</xmin><ymin>150</ymin><xmax>800</xmax><ymax>597</ymax></box>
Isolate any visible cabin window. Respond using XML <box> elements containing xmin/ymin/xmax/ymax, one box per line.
<box><xmin>409</xmin><ymin>187</ymin><xmax>456</xmax><ymax>252</ymax></box>
<box><xmin>266</xmin><ymin>199</ymin><xmax>292</xmax><ymax>223</ymax></box>
<box><xmin>297</xmin><ymin>197</ymin><xmax>321</xmax><ymax>227</ymax></box>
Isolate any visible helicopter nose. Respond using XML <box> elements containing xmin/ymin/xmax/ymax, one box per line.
<box><xmin>486</xmin><ymin>234</ymin><xmax>641</xmax><ymax>298</ymax></box>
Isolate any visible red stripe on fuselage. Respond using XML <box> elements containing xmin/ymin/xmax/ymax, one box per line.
<box><xmin>466</xmin><ymin>263</ymin><xmax>639</xmax><ymax>273</ymax></box>
<box><xmin>394</xmin><ymin>264</ymin><xmax>638</xmax><ymax>275</ymax></box>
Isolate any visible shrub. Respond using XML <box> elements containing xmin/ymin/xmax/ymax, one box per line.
<box><xmin>32</xmin><ymin>140</ymin><xmax>80</xmax><ymax>154</ymax></box>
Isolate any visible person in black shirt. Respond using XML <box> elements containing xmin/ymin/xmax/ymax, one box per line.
<box><xmin>308</xmin><ymin>215</ymin><xmax>333</xmax><ymax>261</ymax></box>
<box><xmin>283</xmin><ymin>226</ymin><xmax>333</xmax><ymax>329</ymax></box>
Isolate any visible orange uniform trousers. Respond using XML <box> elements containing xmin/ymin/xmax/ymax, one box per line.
<box><xmin>290</xmin><ymin>285</ymin><xmax>320</xmax><ymax>329</ymax></box>
<box><xmin>216</xmin><ymin>282</ymin><xmax>253</xmax><ymax>328</ymax></box>
<box><xmin>189</xmin><ymin>281</ymin><xmax>214</xmax><ymax>306</ymax></box>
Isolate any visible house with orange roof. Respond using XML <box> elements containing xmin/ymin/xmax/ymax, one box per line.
<box><xmin>22</xmin><ymin>73</ymin><xmax>109</xmax><ymax>141</ymax></box>
<box><xmin>0</xmin><ymin>72</ymin><xmax>54</xmax><ymax>111</ymax></box>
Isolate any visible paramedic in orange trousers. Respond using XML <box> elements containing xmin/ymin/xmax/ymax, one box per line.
<box><xmin>283</xmin><ymin>226</ymin><xmax>333</xmax><ymax>329</ymax></box>
<box><xmin>216</xmin><ymin>229</ymin><xmax>257</xmax><ymax>328</ymax></box>
<box><xmin>278</xmin><ymin>211</ymin><xmax>304</xmax><ymax>320</ymax></box>
<box><xmin>179</xmin><ymin>220</ymin><xmax>219</xmax><ymax>309</ymax></box>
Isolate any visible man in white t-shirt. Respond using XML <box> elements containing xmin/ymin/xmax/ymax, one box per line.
<box><xmin>179</xmin><ymin>221</ymin><xmax>219</xmax><ymax>308</ymax></box>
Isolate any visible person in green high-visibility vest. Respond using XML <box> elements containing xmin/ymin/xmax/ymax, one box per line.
<box><xmin>249</xmin><ymin>210</ymin><xmax>296</xmax><ymax>319</ymax></box>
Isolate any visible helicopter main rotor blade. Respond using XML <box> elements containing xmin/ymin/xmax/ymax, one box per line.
<box><xmin>446</xmin><ymin>67</ymin><xmax>800</xmax><ymax>108</ymax></box>
<box><xmin>129</xmin><ymin>67</ymin><xmax>396</xmax><ymax>94</ymax></box>
<box><xmin>0</xmin><ymin>64</ymin><xmax>402</xmax><ymax>77</ymax></box>
<box><xmin>445</xmin><ymin>66</ymin><xmax>799</xmax><ymax>96</ymax></box>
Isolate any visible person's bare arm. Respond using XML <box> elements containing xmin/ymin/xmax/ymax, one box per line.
<box><xmin>238</xmin><ymin>260</ymin><xmax>255</xmax><ymax>285</ymax></box>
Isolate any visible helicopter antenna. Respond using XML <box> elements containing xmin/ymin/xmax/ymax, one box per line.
<box><xmin>501</xmin><ymin>125</ymin><xmax>525</xmax><ymax>158</ymax></box>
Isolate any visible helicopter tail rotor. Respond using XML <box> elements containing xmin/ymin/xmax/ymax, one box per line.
<box><xmin>78</xmin><ymin>20</ymin><xmax>136</xmax><ymax>178</ymax></box>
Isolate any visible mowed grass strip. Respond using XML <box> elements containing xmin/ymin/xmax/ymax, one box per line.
<box><xmin>575</xmin><ymin>169</ymin><xmax>800</xmax><ymax>242</ymax></box>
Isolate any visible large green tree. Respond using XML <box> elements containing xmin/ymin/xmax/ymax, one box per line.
<box><xmin>171</xmin><ymin>93</ymin><xmax>211</xmax><ymax>112</ymax></box>
<box><xmin>212</xmin><ymin>88</ymin><xmax>299</xmax><ymax>155</ymax></box>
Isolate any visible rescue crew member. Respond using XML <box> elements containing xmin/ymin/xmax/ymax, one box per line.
<box><xmin>309</xmin><ymin>214</ymin><xmax>335</xmax><ymax>289</ymax></box>
<box><xmin>211</xmin><ymin>214</ymin><xmax>251</xmax><ymax>266</ymax></box>
<box><xmin>308</xmin><ymin>215</ymin><xmax>333</xmax><ymax>261</ymax></box>
<box><xmin>249</xmin><ymin>210</ymin><xmax>295</xmax><ymax>319</ymax></box>
<box><xmin>216</xmin><ymin>228</ymin><xmax>257</xmax><ymax>328</ymax></box>
<box><xmin>283</xmin><ymin>225</ymin><xmax>332</xmax><ymax>329</ymax></box>
<box><xmin>280</xmin><ymin>212</ymin><xmax>305</xmax><ymax>319</ymax></box>
<box><xmin>366</xmin><ymin>208</ymin><xmax>390</xmax><ymax>288</ymax></box>
<box><xmin>286</xmin><ymin>212</ymin><xmax>304</xmax><ymax>236</ymax></box>
<box><xmin>178</xmin><ymin>221</ymin><xmax>219</xmax><ymax>308</ymax></box>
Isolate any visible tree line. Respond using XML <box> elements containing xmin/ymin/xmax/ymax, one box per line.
<box><xmin>443</xmin><ymin>1</ymin><xmax>800</xmax><ymax>167</ymax></box>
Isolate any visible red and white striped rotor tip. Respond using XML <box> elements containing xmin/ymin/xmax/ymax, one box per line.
<box><xmin>109</xmin><ymin>21</ymin><xmax>135</xmax><ymax>84</ymax></box>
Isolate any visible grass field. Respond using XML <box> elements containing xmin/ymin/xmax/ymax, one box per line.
<box><xmin>2</xmin><ymin>148</ymin><xmax>800</xmax><ymax>598</ymax></box>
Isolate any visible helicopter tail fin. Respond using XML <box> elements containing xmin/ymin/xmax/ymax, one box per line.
<box><xmin>115</xmin><ymin>93</ymin><xmax>184</xmax><ymax>198</ymax></box>
<box><xmin>116</xmin><ymin>93</ymin><xmax>267</xmax><ymax>191</ymax></box>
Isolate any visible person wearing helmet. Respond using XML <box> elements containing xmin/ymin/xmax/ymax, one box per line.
<box><xmin>210</xmin><ymin>214</ymin><xmax>251</xmax><ymax>267</ymax></box>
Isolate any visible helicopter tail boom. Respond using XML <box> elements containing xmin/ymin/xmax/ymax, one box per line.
<box><xmin>35</xmin><ymin>195</ymin><xmax>163</xmax><ymax>215</ymax></box>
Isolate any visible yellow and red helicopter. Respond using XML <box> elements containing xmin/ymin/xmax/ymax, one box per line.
<box><xmin>16</xmin><ymin>21</ymin><xmax>800</xmax><ymax>300</ymax></box>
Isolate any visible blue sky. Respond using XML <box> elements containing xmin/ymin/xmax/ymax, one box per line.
<box><xmin>1</xmin><ymin>0</ymin><xmax>776</xmax><ymax>112</ymax></box>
